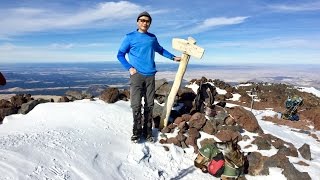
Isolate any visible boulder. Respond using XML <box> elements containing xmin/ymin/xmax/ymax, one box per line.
<box><xmin>65</xmin><ymin>90</ymin><xmax>83</xmax><ymax>100</ymax></box>
<box><xmin>246</xmin><ymin>152</ymin><xmax>268</xmax><ymax>176</ymax></box>
<box><xmin>264</xmin><ymin>153</ymin><xmax>311</xmax><ymax>180</ymax></box>
<box><xmin>119</xmin><ymin>89</ymin><xmax>130</xmax><ymax>101</ymax></box>
<box><xmin>0</xmin><ymin>99</ymin><xmax>18</xmax><ymax>123</ymax></box>
<box><xmin>18</xmin><ymin>100</ymin><xmax>39</xmax><ymax>114</ymax></box>
<box><xmin>202</xmin><ymin>120</ymin><xmax>216</xmax><ymax>135</ymax></box>
<box><xmin>252</xmin><ymin>136</ymin><xmax>272</xmax><ymax>150</ymax></box>
<box><xmin>58</xmin><ymin>96</ymin><xmax>70</xmax><ymax>102</ymax></box>
<box><xmin>188</xmin><ymin>112</ymin><xmax>206</xmax><ymax>130</ymax></box>
<box><xmin>215</xmin><ymin>129</ymin><xmax>241</xmax><ymax>142</ymax></box>
<box><xmin>84</xmin><ymin>85</ymin><xmax>109</xmax><ymax>97</ymax></box>
<box><xmin>100</xmin><ymin>87</ymin><xmax>119</xmax><ymax>103</ymax></box>
<box><xmin>227</xmin><ymin>106</ymin><xmax>263</xmax><ymax>133</ymax></box>
<box><xmin>298</xmin><ymin>143</ymin><xmax>311</xmax><ymax>160</ymax></box>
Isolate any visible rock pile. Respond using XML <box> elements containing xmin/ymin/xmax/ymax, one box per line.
<box><xmin>0</xmin><ymin>94</ymin><xmax>53</xmax><ymax>123</ymax></box>
<box><xmin>155</xmin><ymin>77</ymin><xmax>316</xmax><ymax>180</ymax></box>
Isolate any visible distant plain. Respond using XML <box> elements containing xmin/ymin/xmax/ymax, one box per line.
<box><xmin>0</xmin><ymin>62</ymin><xmax>319</xmax><ymax>96</ymax></box>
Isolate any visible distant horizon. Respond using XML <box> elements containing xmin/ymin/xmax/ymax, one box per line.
<box><xmin>1</xmin><ymin>61</ymin><xmax>320</xmax><ymax>66</ymax></box>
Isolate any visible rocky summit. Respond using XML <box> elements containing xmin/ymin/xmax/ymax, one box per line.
<box><xmin>1</xmin><ymin>77</ymin><xmax>319</xmax><ymax>180</ymax></box>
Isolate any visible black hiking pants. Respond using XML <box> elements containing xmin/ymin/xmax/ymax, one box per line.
<box><xmin>130</xmin><ymin>73</ymin><xmax>155</xmax><ymax>137</ymax></box>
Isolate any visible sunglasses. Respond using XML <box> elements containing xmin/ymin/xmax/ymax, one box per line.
<box><xmin>138</xmin><ymin>19</ymin><xmax>150</xmax><ymax>23</ymax></box>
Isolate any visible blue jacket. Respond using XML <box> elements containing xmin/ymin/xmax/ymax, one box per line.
<box><xmin>117</xmin><ymin>30</ymin><xmax>175</xmax><ymax>76</ymax></box>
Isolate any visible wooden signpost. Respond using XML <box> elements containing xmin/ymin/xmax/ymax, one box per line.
<box><xmin>160</xmin><ymin>37</ymin><xmax>205</xmax><ymax>129</ymax></box>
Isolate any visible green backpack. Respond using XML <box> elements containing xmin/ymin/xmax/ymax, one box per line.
<box><xmin>194</xmin><ymin>144</ymin><xmax>225</xmax><ymax>177</ymax></box>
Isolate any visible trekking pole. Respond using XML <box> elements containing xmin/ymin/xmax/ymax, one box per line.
<box><xmin>249</xmin><ymin>88</ymin><xmax>257</xmax><ymax>112</ymax></box>
<box><xmin>250</xmin><ymin>94</ymin><xmax>254</xmax><ymax>111</ymax></box>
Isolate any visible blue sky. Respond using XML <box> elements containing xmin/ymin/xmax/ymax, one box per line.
<box><xmin>0</xmin><ymin>0</ymin><xmax>319</xmax><ymax>64</ymax></box>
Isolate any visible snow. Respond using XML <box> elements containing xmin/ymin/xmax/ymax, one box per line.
<box><xmin>186</xmin><ymin>82</ymin><xmax>241</xmax><ymax>102</ymax></box>
<box><xmin>185</xmin><ymin>82</ymin><xmax>227</xmax><ymax>95</ymax></box>
<box><xmin>252</xmin><ymin>108</ymin><xmax>320</xmax><ymax>177</ymax></box>
<box><xmin>227</xmin><ymin>93</ymin><xmax>241</xmax><ymax>101</ymax></box>
<box><xmin>238</xmin><ymin>83</ymin><xmax>253</xmax><ymax>87</ymax></box>
<box><xmin>298</xmin><ymin>86</ymin><xmax>320</xmax><ymax>98</ymax></box>
<box><xmin>0</xmin><ymin>100</ymin><xmax>207</xmax><ymax>179</ymax></box>
<box><xmin>185</xmin><ymin>83</ymin><xmax>199</xmax><ymax>94</ymax></box>
<box><xmin>216</xmin><ymin>88</ymin><xmax>227</xmax><ymax>95</ymax></box>
<box><xmin>1</xmin><ymin>86</ymin><xmax>320</xmax><ymax>179</ymax></box>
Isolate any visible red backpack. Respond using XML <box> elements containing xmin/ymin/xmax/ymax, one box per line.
<box><xmin>194</xmin><ymin>144</ymin><xmax>225</xmax><ymax>177</ymax></box>
<box><xmin>208</xmin><ymin>157</ymin><xmax>225</xmax><ymax>177</ymax></box>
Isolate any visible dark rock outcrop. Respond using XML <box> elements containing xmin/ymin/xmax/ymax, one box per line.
<box><xmin>18</xmin><ymin>100</ymin><xmax>39</xmax><ymax>114</ymax></box>
<box><xmin>65</xmin><ymin>90</ymin><xmax>83</xmax><ymax>100</ymax></box>
<box><xmin>0</xmin><ymin>99</ymin><xmax>18</xmax><ymax>123</ymax></box>
<box><xmin>188</xmin><ymin>112</ymin><xmax>206</xmax><ymax>130</ymax></box>
<box><xmin>227</xmin><ymin>106</ymin><xmax>263</xmax><ymax>133</ymax></box>
<box><xmin>100</xmin><ymin>87</ymin><xmax>119</xmax><ymax>103</ymax></box>
<box><xmin>298</xmin><ymin>143</ymin><xmax>311</xmax><ymax>160</ymax></box>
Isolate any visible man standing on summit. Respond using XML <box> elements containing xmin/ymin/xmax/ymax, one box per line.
<box><xmin>117</xmin><ymin>11</ymin><xmax>181</xmax><ymax>143</ymax></box>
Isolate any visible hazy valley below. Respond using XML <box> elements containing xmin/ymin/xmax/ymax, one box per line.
<box><xmin>0</xmin><ymin>62</ymin><xmax>319</xmax><ymax>96</ymax></box>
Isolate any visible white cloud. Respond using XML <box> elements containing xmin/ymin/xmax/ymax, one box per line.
<box><xmin>200</xmin><ymin>16</ymin><xmax>249</xmax><ymax>29</ymax></box>
<box><xmin>203</xmin><ymin>51</ymin><xmax>320</xmax><ymax>64</ymax></box>
<box><xmin>57</xmin><ymin>1</ymin><xmax>142</xmax><ymax>26</ymax></box>
<box><xmin>48</xmin><ymin>43</ymin><xmax>107</xmax><ymax>49</ymax></box>
<box><xmin>0</xmin><ymin>43</ymin><xmax>115</xmax><ymax>63</ymax></box>
<box><xmin>0</xmin><ymin>1</ymin><xmax>143</xmax><ymax>38</ymax></box>
<box><xmin>0</xmin><ymin>43</ymin><xmax>16</xmax><ymax>51</ymax></box>
<box><xmin>204</xmin><ymin>37</ymin><xmax>320</xmax><ymax>49</ymax></box>
<box><xmin>269</xmin><ymin>2</ymin><xmax>320</xmax><ymax>12</ymax></box>
<box><xmin>189</xmin><ymin>16</ymin><xmax>249</xmax><ymax>35</ymax></box>
<box><xmin>0</xmin><ymin>49</ymin><xmax>114</xmax><ymax>63</ymax></box>
<box><xmin>50</xmin><ymin>43</ymin><xmax>75</xmax><ymax>49</ymax></box>
<box><xmin>159</xmin><ymin>16</ymin><xmax>249</xmax><ymax>37</ymax></box>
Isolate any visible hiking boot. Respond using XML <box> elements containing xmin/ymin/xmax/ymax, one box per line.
<box><xmin>131</xmin><ymin>135</ymin><xmax>140</xmax><ymax>143</ymax></box>
<box><xmin>145</xmin><ymin>135</ymin><xmax>155</xmax><ymax>143</ymax></box>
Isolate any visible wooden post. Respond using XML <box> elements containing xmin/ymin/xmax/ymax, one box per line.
<box><xmin>160</xmin><ymin>37</ymin><xmax>205</xmax><ymax>129</ymax></box>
